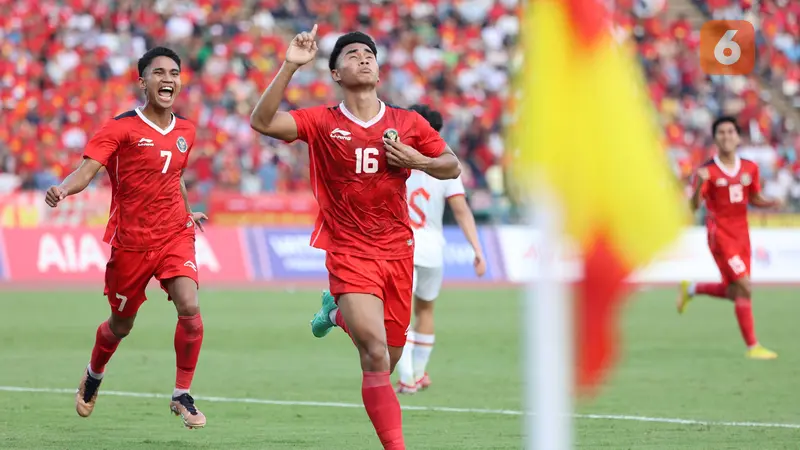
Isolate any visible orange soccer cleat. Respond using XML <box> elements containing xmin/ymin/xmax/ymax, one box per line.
<box><xmin>170</xmin><ymin>393</ymin><xmax>207</xmax><ymax>429</ymax></box>
<box><xmin>75</xmin><ymin>369</ymin><xmax>102</xmax><ymax>418</ymax></box>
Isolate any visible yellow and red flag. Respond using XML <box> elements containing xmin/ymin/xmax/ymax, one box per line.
<box><xmin>511</xmin><ymin>0</ymin><xmax>687</xmax><ymax>391</ymax></box>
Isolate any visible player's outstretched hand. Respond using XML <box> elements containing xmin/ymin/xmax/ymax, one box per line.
<box><xmin>286</xmin><ymin>24</ymin><xmax>318</xmax><ymax>67</ymax></box>
<box><xmin>191</xmin><ymin>212</ymin><xmax>208</xmax><ymax>232</ymax></box>
<box><xmin>45</xmin><ymin>186</ymin><xmax>67</xmax><ymax>208</ymax></box>
<box><xmin>384</xmin><ymin>138</ymin><xmax>428</xmax><ymax>170</ymax></box>
<box><xmin>474</xmin><ymin>252</ymin><xmax>487</xmax><ymax>277</ymax></box>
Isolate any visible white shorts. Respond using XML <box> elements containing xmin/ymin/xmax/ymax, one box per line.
<box><xmin>412</xmin><ymin>265</ymin><xmax>444</xmax><ymax>301</ymax></box>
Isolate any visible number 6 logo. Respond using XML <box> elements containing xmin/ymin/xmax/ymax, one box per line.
<box><xmin>714</xmin><ymin>30</ymin><xmax>741</xmax><ymax>66</ymax></box>
<box><xmin>700</xmin><ymin>20</ymin><xmax>755</xmax><ymax>75</ymax></box>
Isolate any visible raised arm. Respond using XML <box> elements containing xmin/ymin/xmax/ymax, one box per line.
<box><xmin>250</xmin><ymin>25</ymin><xmax>318</xmax><ymax>141</ymax></box>
<box><xmin>45</xmin><ymin>158</ymin><xmax>103</xmax><ymax>207</ymax></box>
<box><xmin>46</xmin><ymin>119</ymin><xmax>121</xmax><ymax>207</ymax></box>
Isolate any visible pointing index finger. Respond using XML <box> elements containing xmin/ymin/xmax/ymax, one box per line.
<box><xmin>310</xmin><ymin>23</ymin><xmax>318</xmax><ymax>39</ymax></box>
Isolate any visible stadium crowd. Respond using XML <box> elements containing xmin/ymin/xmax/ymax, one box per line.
<box><xmin>1</xmin><ymin>0</ymin><xmax>800</xmax><ymax>215</ymax></box>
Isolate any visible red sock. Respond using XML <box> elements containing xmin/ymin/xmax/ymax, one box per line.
<box><xmin>695</xmin><ymin>282</ymin><xmax>728</xmax><ymax>299</ymax></box>
<box><xmin>335</xmin><ymin>309</ymin><xmax>350</xmax><ymax>335</ymax></box>
<box><xmin>89</xmin><ymin>321</ymin><xmax>121</xmax><ymax>374</ymax></box>
<box><xmin>734</xmin><ymin>298</ymin><xmax>757</xmax><ymax>347</ymax></box>
<box><xmin>174</xmin><ymin>314</ymin><xmax>204</xmax><ymax>390</ymax></box>
<box><xmin>362</xmin><ymin>371</ymin><xmax>405</xmax><ymax>449</ymax></box>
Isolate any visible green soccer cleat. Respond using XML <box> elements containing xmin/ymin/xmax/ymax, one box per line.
<box><xmin>310</xmin><ymin>290</ymin><xmax>337</xmax><ymax>338</ymax></box>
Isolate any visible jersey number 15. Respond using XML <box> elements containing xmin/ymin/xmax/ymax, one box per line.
<box><xmin>355</xmin><ymin>147</ymin><xmax>379</xmax><ymax>174</ymax></box>
<box><xmin>729</xmin><ymin>184</ymin><xmax>743</xmax><ymax>203</ymax></box>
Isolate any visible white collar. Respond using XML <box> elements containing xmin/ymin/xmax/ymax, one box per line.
<box><xmin>338</xmin><ymin>100</ymin><xmax>386</xmax><ymax>129</ymax></box>
<box><xmin>135</xmin><ymin>107</ymin><xmax>176</xmax><ymax>135</ymax></box>
<box><xmin>713</xmin><ymin>155</ymin><xmax>741</xmax><ymax>177</ymax></box>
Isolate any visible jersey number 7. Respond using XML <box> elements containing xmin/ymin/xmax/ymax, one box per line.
<box><xmin>160</xmin><ymin>150</ymin><xmax>172</xmax><ymax>174</ymax></box>
<box><xmin>355</xmin><ymin>147</ymin><xmax>379</xmax><ymax>174</ymax></box>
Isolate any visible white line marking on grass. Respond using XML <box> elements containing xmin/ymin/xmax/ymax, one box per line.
<box><xmin>1</xmin><ymin>386</ymin><xmax>799</xmax><ymax>430</ymax></box>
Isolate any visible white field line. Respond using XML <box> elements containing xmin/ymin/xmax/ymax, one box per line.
<box><xmin>1</xmin><ymin>386</ymin><xmax>798</xmax><ymax>430</ymax></box>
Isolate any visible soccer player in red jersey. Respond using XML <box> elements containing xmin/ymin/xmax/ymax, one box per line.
<box><xmin>678</xmin><ymin>116</ymin><xmax>781</xmax><ymax>359</ymax></box>
<box><xmin>44</xmin><ymin>47</ymin><xmax>209</xmax><ymax>427</ymax></box>
<box><xmin>250</xmin><ymin>26</ymin><xmax>461</xmax><ymax>449</ymax></box>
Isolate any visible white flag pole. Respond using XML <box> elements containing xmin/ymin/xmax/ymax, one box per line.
<box><xmin>524</xmin><ymin>187</ymin><xmax>573</xmax><ymax>450</ymax></box>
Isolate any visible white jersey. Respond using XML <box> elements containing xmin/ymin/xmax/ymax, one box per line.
<box><xmin>406</xmin><ymin>169</ymin><xmax>466</xmax><ymax>268</ymax></box>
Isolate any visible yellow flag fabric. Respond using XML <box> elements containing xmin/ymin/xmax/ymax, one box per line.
<box><xmin>510</xmin><ymin>0</ymin><xmax>687</xmax><ymax>389</ymax></box>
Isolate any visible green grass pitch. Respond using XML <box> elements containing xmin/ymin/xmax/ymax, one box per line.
<box><xmin>1</xmin><ymin>287</ymin><xmax>800</xmax><ymax>449</ymax></box>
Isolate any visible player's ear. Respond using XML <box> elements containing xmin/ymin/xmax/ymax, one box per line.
<box><xmin>138</xmin><ymin>76</ymin><xmax>146</xmax><ymax>91</ymax></box>
<box><xmin>330</xmin><ymin>69</ymin><xmax>341</xmax><ymax>83</ymax></box>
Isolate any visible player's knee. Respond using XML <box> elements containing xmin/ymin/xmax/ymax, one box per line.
<box><xmin>739</xmin><ymin>284</ymin><xmax>752</xmax><ymax>299</ymax></box>
<box><xmin>175</xmin><ymin>301</ymin><xmax>200</xmax><ymax>317</ymax></box>
<box><xmin>173</xmin><ymin>291</ymin><xmax>199</xmax><ymax>316</ymax></box>
<box><xmin>108</xmin><ymin>315</ymin><xmax>135</xmax><ymax>338</ymax></box>
<box><xmin>357</xmin><ymin>340</ymin><xmax>390</xmax><ymax>371</ymax></box>
<box><xmin>733</xmin><ymin>280</ymin><xmax>752</xmax><ymax>298</ymax></box>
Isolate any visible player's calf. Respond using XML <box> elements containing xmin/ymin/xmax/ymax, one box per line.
<box><xmin>338</xmin><ymin>293</ymin><xmax>405</xmax><ymax>448</ymax></box>
<box><xmin>77</xmin><ymin>315</ymin><xmax>132</xmax><ymax>418</ymax></box>
<box><xmin>164</xmin><ymin>276</ymin><xmax>205</xmax><ymax>427</ymax></box>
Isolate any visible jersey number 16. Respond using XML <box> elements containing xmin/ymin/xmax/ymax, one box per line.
<box><xmin>355</xmin><ymin>147</ymin><xmax>379</xmax><ymax>174</ymax></box>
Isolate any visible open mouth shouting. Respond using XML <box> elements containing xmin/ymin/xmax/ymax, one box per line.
<box><xmin>157</xmin><ymin>86</ymin><xmax>174</xmax><ymax>102</ymax></box>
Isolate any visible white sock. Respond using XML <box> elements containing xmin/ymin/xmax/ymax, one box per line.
<box><xmin>87</xmin><ymin>364</ymin><xmax>104</xmax><ymax>380</ymax></box>
<box><xmin>412</xmin><ymin>333</ymin><xmax>435</xmax><ymax>381</ymax></box>
<box><xmin>396</xmin><ymin>331</ymin><xmax>416</xmax><ymax>386</ymax></box>
<box><xmin>173</xmin><ymin>388</ymin><xmax>190</xmax><ymax>398</ymax></box>
<box><xmin>328</xmin><ymin>308</ymin><xmax>338</xmax><ymax>325</ymax></box>
<box><xmin>688</xmin><ymin>283</ymin><xmax>697</xmax><ymax>296</ymax></box>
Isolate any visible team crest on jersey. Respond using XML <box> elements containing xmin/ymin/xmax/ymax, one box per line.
<box><xmin>715</xmin><ymin>178</ymin><xmax>728</xmax><ymax>187</ymax></box>
<box><xmin>740</xmin><ymin>174</ymin><xmax>752</xmax><ymax>186</ymax></box>
<box><xmin>176</xmin><ymin>136</ymin><xmax>188</xmax><ymax>153</ymax></box>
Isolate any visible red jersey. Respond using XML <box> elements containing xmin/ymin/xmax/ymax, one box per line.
<box><xmin>83</xmin><ymin>108</ymin><xmax>196</xmax><ymax>251</ymax></box>
<box><xmin>699</xmin><ymin>156</ymin><xmax>760</xmax><ymax>245</ymax></box>
<box><xmin>289</xmin><ymin>101</ymin><xmax>446</xmax><ymax>259</ymax></box>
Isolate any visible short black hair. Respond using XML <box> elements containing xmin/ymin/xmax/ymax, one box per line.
<box><xmin>712</xmin><ymin>116</ymin><xmax>740</xmax><ymax>136</ymax></box>
<box><xmin>328</xmin><ymin>32</ymin><xmax>378</xmax><ymax>71</ymax></box>
<box><xmin>138</xmin><ymin>47</ymin><xmax>181</xmax><ymax>77</ymax></box>
<box><xmin>410</xmin><ymin>104</ymin><xmax>444</xmax><ymax>132</ymax></box>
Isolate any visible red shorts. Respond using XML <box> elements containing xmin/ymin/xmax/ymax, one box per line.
<box><xmin>710</xmin><ymin>241</ymin><xmax>750</xmax><ymax>286</ymax></box>
<box><xmin>104</xmin><ymin>228</ymin><xmax>198</xmax><ymax>317</ymax></box>
<box><xmin>326</xmin><ymin>252</ymin><xmax>414</xmax><ymax>347</ymax></box>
